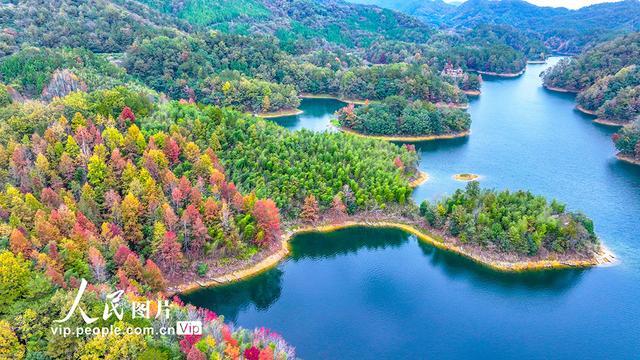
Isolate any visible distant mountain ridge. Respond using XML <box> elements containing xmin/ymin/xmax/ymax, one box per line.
<box><xmin>349</xmin><ymin>0</ymin><xmax>640</xmax><ymax>53</ymax></box>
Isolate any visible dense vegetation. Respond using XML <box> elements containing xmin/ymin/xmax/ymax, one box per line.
<box><xmin>577</xmin><ymin>66</ymin><xmax>640</xmax><ymax>113</ymax></box>
<box><xmin>544</xmin><ymin>33</ymin><xmax>640</xmax><ymax>126</ymax></box>
<box><xmin>0</xmin><ymin>90</ymin><xmax>296</xmax><ymax>358</ymax></box>
<box><xmin>0</xmin><ymin>0</ymin><xmax>186</xmax><ymax>54</ymax></box>
<box><xmin>420</xmin><ymin>182</ymin><xmax>600</xmax><ymax>256</ymax></box>
<box><xmin>137</xmin><ymin>0</ymin><xmax>434</xmax><ymax>51</ymax></box>
<box><xmin>613</xmin><ymin>120</ymin><xmax>640</xmax><ymax>161</ymax></box>
<box><xmin>543</xmin><ymin>33</ymin><xmax>640</xmax><ymax>92</ymax></box>
<box><xmin>337</xmin><ymin>96</ymin><xmax>470</xmax><ymax>137</ymax></box>
<box><xmin>0</xmin><ymin>47</ymin><xmax>130</xmax><ymax>98</ymax></box>
<box><xmin>335</xmin><ymin>63</ymin><xmax>467</xmax><ymax>104</ymax></box>
<box><xmin>200</xmin><ymin>71</ymin><xmax>300</xmax><ymax>114</ymax></box>
<box><xmin>361</xmin><ymin>0</ymin><xmax>640</xmax><ymax>55</ymax></box>
<box><xmin>139</xmin><ymin>101</ymin><xmax>419</xmax><ymax>216</ymax></box>
<box><xmin>361</xmin><ymin>24</ymin><xmax>539</xmax><ymax>75</ymax></box>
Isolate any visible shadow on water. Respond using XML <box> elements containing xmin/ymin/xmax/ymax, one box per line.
<box><xmin>416</xmin><ymin>240</ymin><xmax>586</xmax><ymax>292</ymax></box>
<box><xmin>288</xmin><ymin>227</ymin><xmax>409</xmax><ymax>261</ymax></box>
<box><xmin>410</xmin><ymin>135</ymin><xmax>470</xmax><ymax>152</ymax></box>
<box><xmin>183</xmin><ymin>227</ymin><xmax>586</xmax><ymax>322</ymax></box>
<box><xmin>184</xmin><ymin>268</ymin><xmax>285</xmax><ymax>323</ymax></box>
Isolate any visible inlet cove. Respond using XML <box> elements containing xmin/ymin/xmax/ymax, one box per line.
<box><xmin>182</xmin><ymin>59</ymin><xmax>640</xmax><ymax>359</ymax></box>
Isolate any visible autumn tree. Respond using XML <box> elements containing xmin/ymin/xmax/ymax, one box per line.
<box><xmin>9</xmin><ymin>229</ymin><xmax>31</xmax><ymax>257</ymax></box>
<box><xmin>0</xmin><ymin>320</ymin><xmax>24</xmax><ymax>359</ymax></box>
<box><xmin>121</xmin><ymin>193</ymin><xmax>143</xmax><ymax>250</ymax></box>
<box><xmin>119</xmin><ymin>106</ymin><xmax>136</xmax><ymax>128</ymax></box>
<box><xmin>300</xmin><ymin>195</ymin><xmax>319</xmax><ymax>224</ymax></box>
<box><xmin>0</xmin><ymin>251</ymin><xmax>32</xmax><ymax>310</ymax></box>
<box><xmin>331</xmin><ymin>195</ymin><xmax>347</xmax><ymax>221</ymax></box>
<box><xmin>156</xmin><ymin>231</ymin><xmax>183</xmax><ymax>276</ymax></box>
<box><xmin>164</xmin><ymin>137</ymin><xmax>180</xmax><ymax>165</ymax></box>
<box><xmin>87</xmin><ymin>247</ymin><xmax>106</xmax><ymax>283</ymax></box>
<box><xmin>143</xmin><ymin>259</ymin><xmax>166</xmax><ymax>292</ymax></box>
<box><xmin>252</xmin><ymin>199</ymin><xmax>281</xmax><ymax>247</ymax></box>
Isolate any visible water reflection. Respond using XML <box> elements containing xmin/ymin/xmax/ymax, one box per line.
<box><xmin>289</xmin><ymin>227</ymin><xmax>410</xmax><ymax>261</ymax></box>
<box><xmin>184</xmin><ymin>226</ymin><xmax>586</xmax><ymax>324</ymax></box>
<box><xmin>416</xmin><ymin>240</ymin><xmax>586</xmax><ymax>292</ymax></box>
<box><xmin>185</xmin><ymin>268</ymin><xmax>284</xmax><ymax>323</ymax></box>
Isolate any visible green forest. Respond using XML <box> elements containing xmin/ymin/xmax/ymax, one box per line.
<box><xmin>420</xmin><ymin>182</ymin><xmax>599</xmax><ymax>256</ymax></box>
<box><xmin>543</xmin><ymin>32</ymin><xmax>640</xmax><ymax>158</ymax></box>
<box><xmin>337</xmin><ymin>96</ymin><xmax>470</xmax><ymax>137</ymax></box>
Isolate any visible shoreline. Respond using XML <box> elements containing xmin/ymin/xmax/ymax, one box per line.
<box><xmin>616</xmin><ymin>153</ymin><xmax>640</xmax><ymax>166</ymax></box>
<box><xmin>593</xmin><ymin>118</ymin><xmax>627</xmax><ymax>127</ymax></box>
<box><xmin>256</xmin><ymin>108</ymin><xmax>304</xmax><ymax>118</ymax></box>
<box><xmin>463</xmin><ymin>89</ymin><xmax>481</xmax><ymax>97</ymax></box>
<box><xmin>409</xmin><ymin>170</ymin><xmax>429</xmax><ymax>187</ymax></box>
<box><xmin>543</xmin><ymin>84</ymin><xmax>579</xmax><ymax>93</ymax></box>
<box><xmin>174</xmin><ymin>220</ymin><xmax>615</xmax><ymax>295</ymax></box>
<box><xmin>300</xmin><ymin>93</ymin><xmax>469</xmax><ymax>108</ymax></box>
<box><xmin>475</xmin><ymin>68</ymin><xmax>525</xmax><ymax>78</ymax></box>
<box><xmin>338</xmin><ymin>127</ymin><xmax>471</xmax><ymax>142</ymax></box>
<box><xmin>575</xmin><ymin>105</ymin><xmax>597</xmax><ymax>116</ymax></box>
<box><xmin>527</xmin><ymin>60</ymin><xmax>547</xmax><ymax>64</ymax></box>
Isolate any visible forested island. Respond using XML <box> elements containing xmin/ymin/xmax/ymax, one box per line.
<box><xmin>336</xmin><ymin>96</ymin><xmax>471</xmax><ymax>140</ymax></box>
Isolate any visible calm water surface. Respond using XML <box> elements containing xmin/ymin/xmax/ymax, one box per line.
<box><xmin>184</xmin><ymin>58</ymin><xmax>640</xmax><ymax>359</ymax></box>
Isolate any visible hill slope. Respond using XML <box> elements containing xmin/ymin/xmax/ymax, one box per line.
<box><xmin>352</xmin><ymin>0</ymin><xmax>640</xmax><ymax>54</ymax></box>
<box><xmin>133</xmin><ymin>0</ymin><xmax>435</xmax><ymax>51</ymax></box>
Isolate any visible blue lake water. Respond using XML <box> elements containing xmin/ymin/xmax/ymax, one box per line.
<box><xmin>184</xmin><ymin>58</ymin><xmax>640</xmax><ymax>359</ymax></box>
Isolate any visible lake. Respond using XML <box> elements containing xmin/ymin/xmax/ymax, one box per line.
<box><xmin>183</xmin><ymin>58</ymin><xmax>640</xmax><ymax>359</ymax></box>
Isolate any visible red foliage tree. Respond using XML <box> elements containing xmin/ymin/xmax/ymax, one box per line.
<box><xmin>203</xmin><ymin>198</ymin><xmax>220</xmax><ymax>224</ymax></box>
<box><xmin>181</xmin><ymin>204</ymin><xmax>207</xmax><ymax>257</ymax></box>
<box><xmin>162</xmin><ymin>203</ymin><xmax>179</xmax><ymax>231</ymax></box>
<box><xmin>156</xmin><ymin>231</ymin><xmax>184</xmax><ymax>276</ymax></box>
<box><xmin>119</xmin><ymin>106</ymin><xmax>136</xmax><ymax>126</ymax></box>
<box><xmin>114</xmin><ymin>244</ymin><xmax>134</xmax><ymax>266</ymax></box>
<box><xmin>244</xmin><ymin>347</ymin><xmax>260</xmax><ymax>360</ymax></box>
<box><xmin>393</xmin><ymin>156</ymin><xmax>404</xmax><ymax>169</ymax></box>
<box><xmin>45</xmin><ymin>265</ymin><xmax>65</xmax><ymax>288</ymax></box>
<box><xmin>88</xmin><ymin>247</ymin><xmax>106</xmax><ymax>283</ymax></box>
<box><xmin>40</xmin><ymin>187</ymin><xmax>61</xmax><ymax>208</ymax></box>
<box><xmin>252</xmin><ymin>199</ymin><xmax>281</xmax><ymax>247</ymax></box>
<box><xmin>611</xmin><ymin>133</ymin><xmax>621</xmax><ymax>143</ymax></box>
<box><xmin>164</xmin><ymin>137</ymin><xmax>181</xmax><ymax>165</ymax></box>
<box><xmin>187</xmin><ymin>347</ymin><xmax>206</xmax><ymax>360</ymax></box>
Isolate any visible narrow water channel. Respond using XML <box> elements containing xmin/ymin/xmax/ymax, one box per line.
<box><xmin>184</xmin><ymin>58</ymin><xmax>640</xmax><ymax>359</ymax></box>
